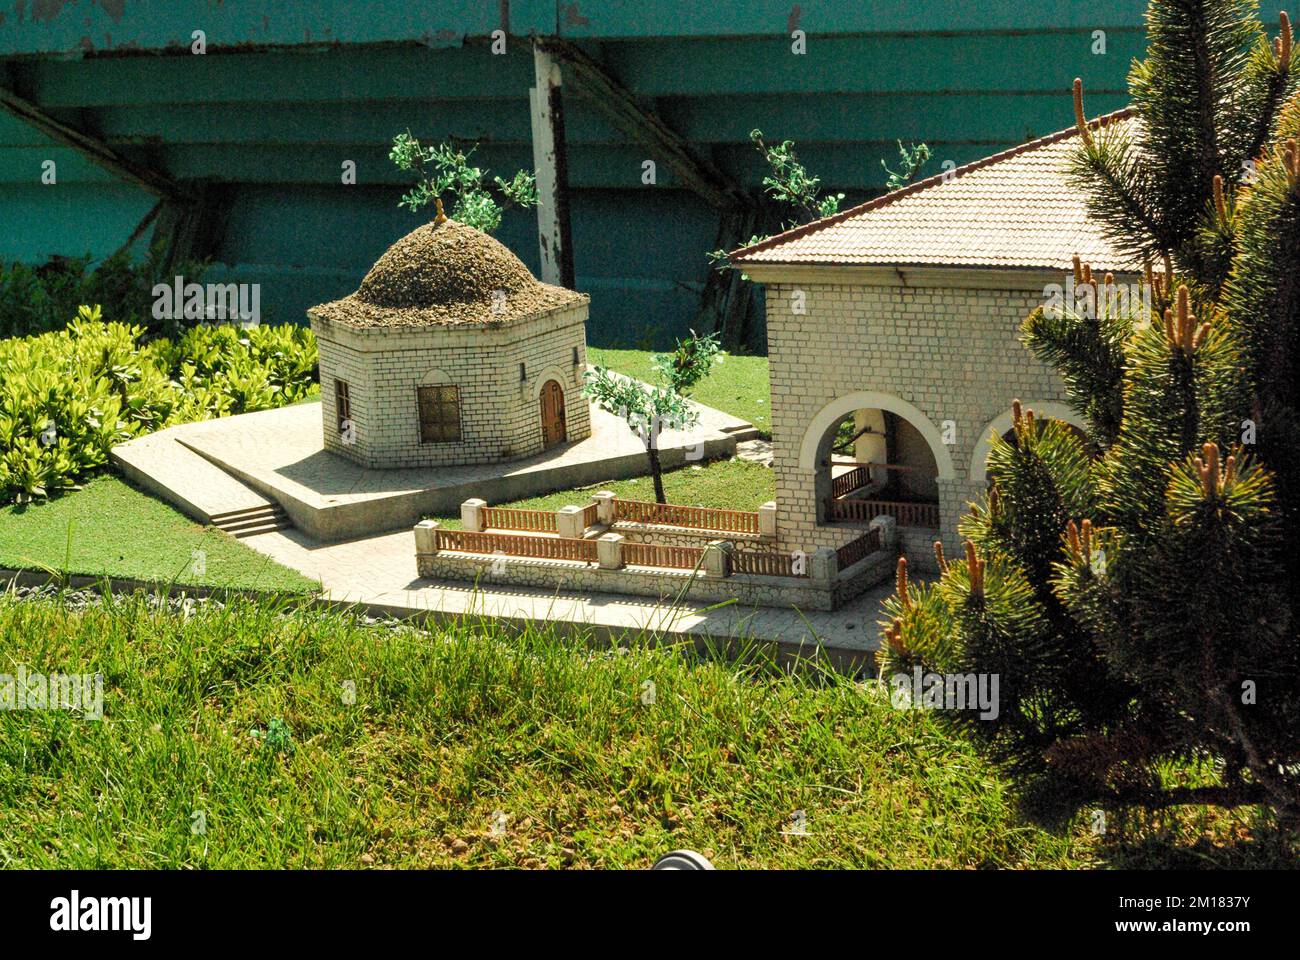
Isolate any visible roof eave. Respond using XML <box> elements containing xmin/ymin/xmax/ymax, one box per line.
<box><xmin>738</xmin><ymin>260</ymin><xmax>1140</xmax><ymax>290</ymax></box>
<box><xmin>729</xmin><ymin>106</ymin><xmax>1137</xmax><ymax>265</ymax></box>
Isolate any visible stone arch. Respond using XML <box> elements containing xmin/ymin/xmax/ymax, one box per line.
<box><xmin>797</xmin><ymin>391</ymin><xmax>956</xmax><ymax>480</ymax></box>
<box><xmin>968</xmin><ymin>400</ymin><xmax>1087</xmax><ymax>483</ymax></box>
<box><xmin>530</xmin><ymin>364</ymin><xmax>573</xmax><ymax>401</ymax></box>
<box><xmin>419</xmin><ymin>367</ymin><xmax>454</xmax><ymax>386</ymax></box>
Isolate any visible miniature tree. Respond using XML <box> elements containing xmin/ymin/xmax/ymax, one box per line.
<box><xmin>389</xmin><ymin>131</ymin><xmax>537</xmax><ymax>233</ymax></box>
<box><xmin>709</xmin><ymin>131</ymin><xmax>929</xmax><ymax>272</ymax></box>
<box><xmin>880</xmin><ymin>0</ymin><xmax>1300</xmax><ymax>826</ymax></box>
<box><xmin>583</xmin><ymin>331</ymin><xmax>721</xmax><ymax>503</ymax></box>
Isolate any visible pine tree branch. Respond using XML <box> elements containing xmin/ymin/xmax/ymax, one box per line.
<box><xmin>1100</xmin><ymin>782</ymin><xmax>1269</xmax><ymax>810</ymax></box>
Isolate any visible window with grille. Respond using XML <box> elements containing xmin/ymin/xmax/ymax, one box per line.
<box><xmin>334</xmin><ymin>379</ymin><xmax>351</xmax><ymax>433</ymax></box>
<box><xmin>417</xmin><ymin>385</ymin><xmax>461</xmax><ymax>443</ymax></box>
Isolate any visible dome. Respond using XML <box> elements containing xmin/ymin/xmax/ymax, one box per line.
<box><xmin>311</xmin><ymin>218</ymin><xmax>586</xmax><ymax>327</ymax></box>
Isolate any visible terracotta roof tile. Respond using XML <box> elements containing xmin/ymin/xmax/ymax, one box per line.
<box><xmin>731</xmin><ymin>109</ymin><xmax>1140</xmax><ymax>273</ymax></box>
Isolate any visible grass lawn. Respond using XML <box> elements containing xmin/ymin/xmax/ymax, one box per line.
<box><xmin>589</xmin><ymin>347</ymin><xmax>771</xmax><ymax>437</ymax></box>
<box><xmin>0</xmin><ymin>348</ymin><xmax>764</xmax><ymax>586</ymax></box>
<box><xmin>431</xmin><ymin>457</ymin><xmax>775</xmax><ymax>529</ymax></box>
<box><xmin>0</xmin><ymin>594</ymin><xmax>1285</xmax><ymax>869</ymax></box>
<box><xmin>0</xmin><ymin>476</ymin><xmax>317</xmax><ymax>594</ymax></box>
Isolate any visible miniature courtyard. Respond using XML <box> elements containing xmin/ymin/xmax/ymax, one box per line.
<box><xmin>104</xmin><ymin>122</ymin><xmax>1133</xmax><ymax>650</ymax></box>
<box><xmin>101</xmin><ymin>214</ymin><xmax>905</xmax><ymax>656</ymax></box>
<box><xmin>111</xmin><ymin>392</ymin><xmax>750</xmax><ymax>541</ymax></box>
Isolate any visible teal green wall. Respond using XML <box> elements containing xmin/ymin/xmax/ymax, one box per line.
<box><xmin>1</xmin><ymin>2</ymin><xmax>1291</xmax><ymax>347</ymax></box>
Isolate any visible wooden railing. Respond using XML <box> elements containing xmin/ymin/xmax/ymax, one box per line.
<box><xmin>622</xmin><ymin>542</ymin><xmax>705</xmax><ymax>570</ymax></box>
<box><xmin>836</xmin><ymin>527</ymin><xmax>882</xmax><ymax>570</ymax></box>
<box><xmin>614</xmin><ymin>498</ymin><xmax>760</xmax><ymax>534</ymax></box>
<box><xmin>831</xmin><ymin>465</ymin><xmax>872</xmax><ymax>499</ymax></box>
<box><xmin>827</xmin><ymin>497</ymin><xmax>940</xmax><ymax>529</ymax></box>
<box><xmin>581</xmin><ymin>502</ymin><xmax>600</xmax><ymax>528</ymax></box>
<box><xmin>436</xmin><ymin>528</ymin><xmax>596</xmax><ymax>562</ymax></box>
<box><xmin>481</xmin><ymin>506</ymin><xmax>558</xmax><ymax>533</ymax></box>
<box><xmin>732</xmin><ymin>550</ymin><xmax>809</xmax><ymax>578</ymax></box>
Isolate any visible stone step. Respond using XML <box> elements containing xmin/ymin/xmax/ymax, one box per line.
<box><xmin>217</xmin><ymin>510</ymin><xmax>290</xmax><ymax>535</ymax></box>
<box><xmin>110</xmin><ymin>426</ymin><xmax>294</xmax><ymax>536</ymax></box>
<box><xmin>720</xmin><ymin>422</ymin><xmax>763</xmax><ymax>443</ymax></box>
<box><xmin>229</xmin><ymin>518</ymin><xmax>295</xmax><ymax>538</ymax></box>
<box><xmin>210</xmin><ymin>504</ymin><xmax>282</xmax><ymax>525</ymax></box>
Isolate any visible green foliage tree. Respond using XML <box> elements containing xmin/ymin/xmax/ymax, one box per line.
<box><xmin>881</xmin><ymin>140</ymin><xmax>934</xmax><ymax>192</ymax></box>
<box><xmin>0</xmin><ymin>241</ymin><xmax>208</xmax><ymax>339</ymax></box>
<box><xmin>880</xmin><ymin>0</ymin><xmax>1300</xmax><ymax>826</ymax></box>
<box><xmin>582</xmin><ymin>331</ymin><xmax>721</xmax><ymax>503</ymax></box>
<box><xmin>389</xmin><ymin>132</ymin><xmax>537</xmax><ymax>233</ymax></box>
<box><xmin>709</xmin><ymin>131</ymin><xmax>929</xmax><ymax>272</ymax></box>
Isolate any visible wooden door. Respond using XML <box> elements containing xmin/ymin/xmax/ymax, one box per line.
<box><xmin>540</xmin><ymin>380</ymin><xmax>566</xmax><ymax>448</ymax></box>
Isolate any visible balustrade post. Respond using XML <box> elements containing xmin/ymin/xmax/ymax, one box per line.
<box><xmin>557</xmin><ymin>504</ymin><xmax>586</xmax><ymax>539</ymax></box>
<box><xmin>597</xmin><ymin>532</ymin><xmax>624</xmax><ymax>570</ymax></box>
<box><xmin>810</xmin><ymin>546</ymin><xmax>838</xmax><ymax>588</ymax></box>
<box><xmin>414</xmin><ymin>519</ymin><xmax>440</xmax><ymax>554</ymax></box>
<box><xmin>593</xmin><ymin>490</ymin><xmax>616</xmax><ymax>525</ymax></box>
<box><xmin>461</xmin><ymin>498</ymin><xmax>486</xmax><ymax>533</ymax></box>
<box><xmin>703</xmin><ymin>540</ymin><xmax>733</xmax><ymax>579</ymax></box>
<box><xmin>869</xmin><ymin>514</ymin><xmax>898</xmax><ymax>551</ymax></box>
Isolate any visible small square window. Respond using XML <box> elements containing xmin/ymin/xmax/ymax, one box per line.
<box><xmin>417</xmin><ymin>385</ymin><xmax>461</xmax><ymax>443</ymax></box>
<box><xmin>334</xmin><ymin>379</ymin><xmax>351</xmax><ymax>434</ymax></box>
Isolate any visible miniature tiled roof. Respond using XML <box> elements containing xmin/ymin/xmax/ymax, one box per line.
<box><xmin>731</xmin><ymin>108</ymin><xmax>1140</xmax><ymax>273</ymax></box>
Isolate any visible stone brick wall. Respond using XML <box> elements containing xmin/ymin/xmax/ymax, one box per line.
<box><xmin>313</xmin><ymin>304</ymin><xmax>591</xmax><ymax>469</ymax></box>
<box><xmin>415</xmin><ymin>550</ymin><xmax>888</xmax><ymax>612</ymax></box>
<box><xmin>761</xmin><ymin>271</ymin><xmax>1077</xmax><ymax>572</ymax></box>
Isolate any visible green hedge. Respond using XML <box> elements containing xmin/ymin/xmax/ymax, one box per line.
<box><xmin>0</xmin><ymin>246</ymin><xmax>207</xmax><ymax>339</ymax></box>
<box><xmin>0</xmin><ymin>306</ymin><xmax>317</xmax><ymax>504</ymax></box>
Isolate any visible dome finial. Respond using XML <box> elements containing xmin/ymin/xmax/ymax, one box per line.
<box><xmin>434</xmin><ymin>197</ymin><xmax>447</xmax><ymax>226</ymax></box>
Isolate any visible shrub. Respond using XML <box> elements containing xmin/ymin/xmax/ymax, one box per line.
<box><xmin>881</xmin><ymin>1</ymin><xmax>1300</xmax><ymax>824</ymax></box>
<box><xmin>0</xmin><ymin>243</ymin><xmax>208</xmax><ymax>339</ymax></box>
<box><xmin>0</xmin><ymin>307</ymin><xmax>318</xmax><ymax>504</ymax></box>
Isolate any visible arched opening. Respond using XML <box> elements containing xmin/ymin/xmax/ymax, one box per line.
<box><xmin>969</xmin><ymin>402</ymin><xmax>1091</xmax><ymax>487</ymax></box>
<box><xmin>817</xmin><ymin>407</ymin><xmax>941</xmax><ymax>529</ymax></box>
<box><xmin>539</xmin><ymin>379</ymin><xmax>567</xmax><ymax>448</ymax></box>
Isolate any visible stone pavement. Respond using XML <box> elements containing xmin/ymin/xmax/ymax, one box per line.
<box><xmin>240</xmin><ymin>523</ymin><xmax>896</xmax><ymax>667</ymax></box>
<box><xmin>111</xmin><ymin>429</ymin><xmax>273</xmax><ymax>521</ymax></box>
<box><xmin>110</xmin><ymin>390</ymin><xmax>896</xmax><ymax>665</ymax></box>
<box><xmin>112</xmin><ymin>394</ymin><xmax>756</xmax><ymax>542</ymax></box>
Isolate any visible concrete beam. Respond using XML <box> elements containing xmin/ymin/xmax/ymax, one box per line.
<box><xmin>529</xmin><ymin>42</ymin><xmax>576</xmax><ymax>288</ymax></box>
<box><xmin>0</xmin><ymin>85</ymin><xmax>185</xmax><ymax>201</ymax></box>
<box><xmin>533</xmin><ymin>37</ymin><xmax>747</xmax><ymax>210</ymax></box>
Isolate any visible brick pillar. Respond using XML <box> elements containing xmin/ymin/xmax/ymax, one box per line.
<box><xmin>414</xmin><ymin>519</ymin><xmax>440</xmax><ymax>554</ymax></box>
<box><xmin>593</xmin><ymin>490</ymin><xmax>616</xmax><ymax>525</ymax></box>
<box><xmin>759</xmin><ymin>501</ymin><xmax>777</xmax><ymax>538</ymax></box>
<box><xmin>557</xmin><ymin>504</ymin><xmax>586</xmax><ymax>539</ymax></box>
<box><xmin>597</xmin><ymin>532</ymin><xmax>624</xmax><ymax>570</ymax></box>
<box><xmin>936</xmin><ymin>477</ymin><xmax>981</xmax><ymax>569</ymax></box>
<box><xmin>461</xmin><ymin>498</ymin><xmax>486</xmax><ymax>533</ymax></box>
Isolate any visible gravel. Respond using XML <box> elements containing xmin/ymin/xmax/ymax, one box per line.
<box><xmin>311</xmin><ymin>219</ymin><xmax>586</xmax><ymax>328</ymax></box>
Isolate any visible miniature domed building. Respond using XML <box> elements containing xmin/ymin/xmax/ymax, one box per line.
<box><xmin>309</xmin><ymin>214</ymin><xmax>591</xmax><ymax>469</ymax></box>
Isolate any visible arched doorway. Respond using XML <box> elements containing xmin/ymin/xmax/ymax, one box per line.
<box><xmin>540</xmin><ymin>379</ymin><xmax>567</xmax><ymax>448</ymax></box>
<box><xmin>819</xmin><ymin>408</ymin><xmax>941</xmax><ymax>528</ymax></box>
<box><xmin>796</xmin><ymin>391</ymin><xmax>955</xmax><ymax>532</ymax></box>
